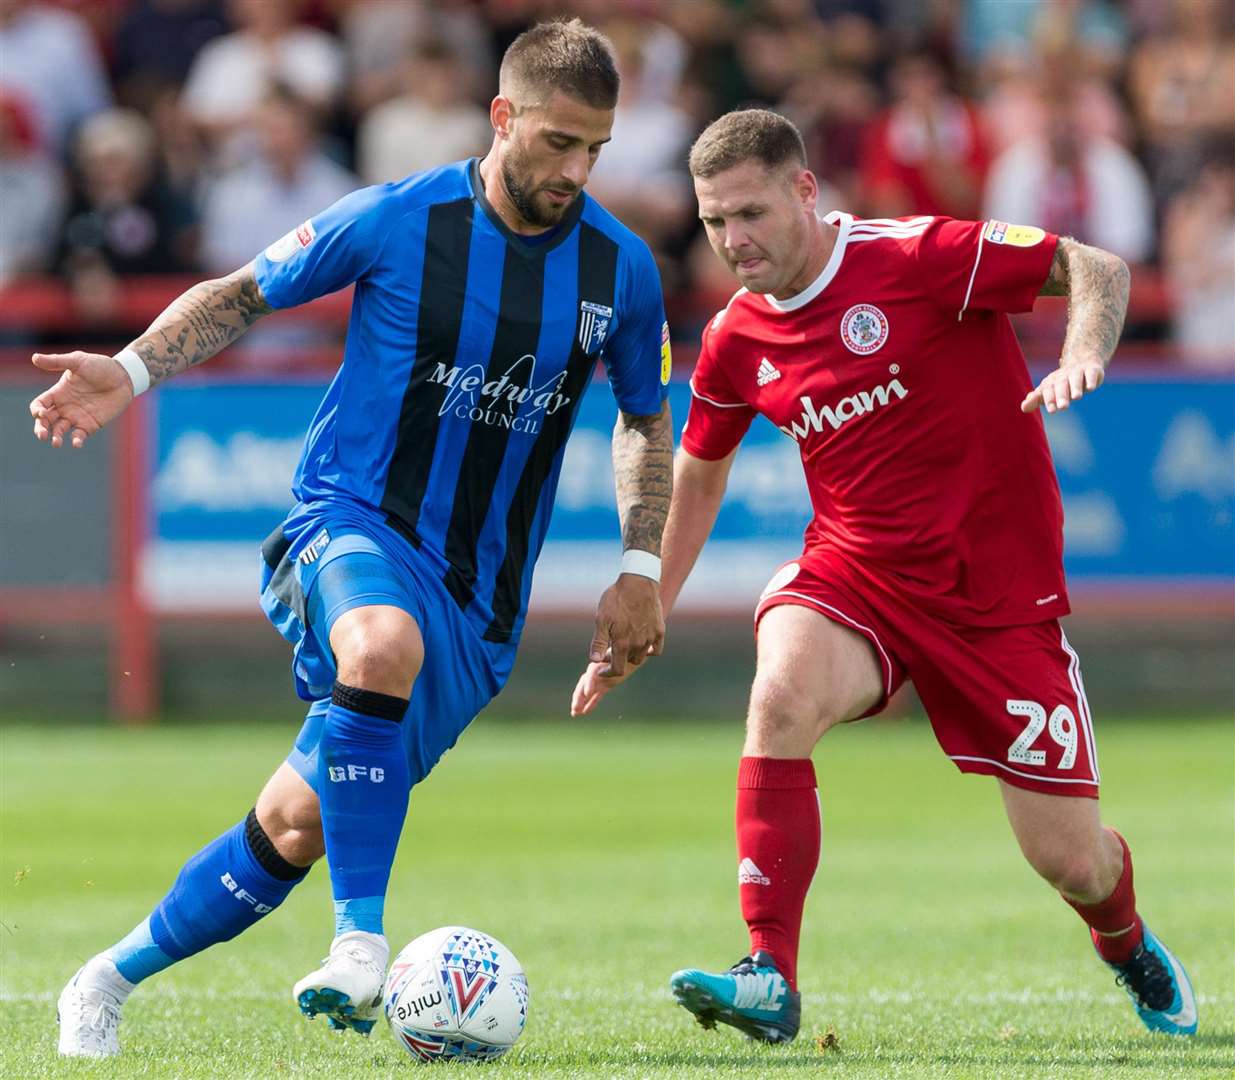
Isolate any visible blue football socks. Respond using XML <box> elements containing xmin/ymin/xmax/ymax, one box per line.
<box><xmin>105</xmin><ymin>680</ymin><xmax>410</xmax><ymax>983</ymax></box>
<box><xmin>108</xmin><ymin>810</ymin><xmax>308</xmax><ymax>984</ymax></box>
<box><xmin>318</xmin><ymin>682</ymin><xmax>411</xmax><ymax>938</ymax></box>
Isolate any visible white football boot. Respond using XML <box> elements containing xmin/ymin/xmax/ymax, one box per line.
<box><xmin>293</xmin><ymin>930</ymin><xmax>389</xmax><ymax>1035</ymax></box>
<box><xmin>57</xmin><ymin>955</ymin><xmax>133</xmax><ymax>1057</ymax></box>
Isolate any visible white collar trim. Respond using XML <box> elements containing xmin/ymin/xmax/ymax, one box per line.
<box><xmin>762</xmin><ymin>211</ymin><xmax>852</xmax><ymax>313</ymax></box>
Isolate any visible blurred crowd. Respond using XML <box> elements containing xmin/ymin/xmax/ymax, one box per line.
<box><xmin>1</xmin><ymin>0</ymin><xmax>1232</xmax><ymax>363</ymax></box>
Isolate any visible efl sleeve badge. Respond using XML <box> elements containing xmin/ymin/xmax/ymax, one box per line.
<box><xmin>984</xmin><ymin>221</ymin><xmax>1046</xmax><ymax>247</ymax></box>
<box><xmin>264</xmin><ymin>219</ymin><xmax>317</xmax><ymax>262</ymax></box>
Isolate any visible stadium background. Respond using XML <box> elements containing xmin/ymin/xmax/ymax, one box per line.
<box><xmin>0</xmin><ymin>2</ymin><xmax>1232</xmax><ymax>1076</ymax></box>
<box><xmin>1</xmin><ymin>0</ymin><xmax>1232</xmax><ymax>717</ymax></box>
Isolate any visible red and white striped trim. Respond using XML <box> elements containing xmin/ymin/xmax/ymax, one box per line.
<box><xmin>848</xmin><ymin>216</ymin><xmax>931</xmax><ymax>232</ymax></box>
<box><xmin>947</xmin><ymin>755</ymin><xmax>1101</xmax><ymax>787</ymax></box>
<box><xmin>950</xmin><ymin>625</ymin><xmax>1100</xmax><ymax>788</ymax></box>
<box><xmin>756</xmin><ymin>588</ymin><xmax>894</xmax><ymax>697</ymax></box>
<box><xmin>958</xmin><ymin>221</ymin><xmax>988</xmax><ymax>321</ymax></box>
<box><xmin>763</xmin><ymin>212</ymin><xmax>854</xmax><ymax>312</ymax></box>
<box><xmin>848</xmin><ymin>215</ymin><xmax>934</xmax><ymax>229</ymax></box>
<box><xmin>848</xmin><ymin>220</ymin><xmax>932</xmax><ymax>238</ymax></box>
<box><xmin>688</xmin><ymin>377</ymin><xmax>748</xmax><ymax>409</ymax></box>
<box><xmin>848</xmin><ymin>230</ymin><xmax>930</xmax><ymax>244</ymax></box>
<box><xmin>1060</xmin><ymin>627</ymin><xmax>1100</xmax><ymax>783</ymax></box>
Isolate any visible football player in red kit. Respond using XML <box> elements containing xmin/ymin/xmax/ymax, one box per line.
<box><xmin>572</xmin><ymin>109</ymin><xmax>1196</xmax><ymax>1043</ymax></box>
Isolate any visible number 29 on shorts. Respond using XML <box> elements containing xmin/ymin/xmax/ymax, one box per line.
<box><xmin>1005</xmin><ymin>699</ymin><xmax>1079</xmax><ymax>770</ymax></box>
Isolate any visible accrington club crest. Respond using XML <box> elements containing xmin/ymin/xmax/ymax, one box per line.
<box><xmin>840</xmin><ymin>303</ymin><xmax>889</xmax><ymax>355</ymax></box>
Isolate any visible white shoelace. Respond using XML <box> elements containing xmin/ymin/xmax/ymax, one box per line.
<box><xmin>319</xmin><ymin>944</ymin><xmax>383</xmax><ymax>972</ymax></box>
<box><xmin>85</xmin><ymin>999</ymin><xmax>117</xmax><ymax>1032</ymax></box>
<box><xmin>64</xmin><ymin>990</ymin><xmax>120</xmax><ymax>1049</ymax></box>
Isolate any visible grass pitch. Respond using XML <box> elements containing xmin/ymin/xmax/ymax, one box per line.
<box><xmin>1</xmin><ymin>713</ymin><xmax>1232</xmax><ymax>1078</ymax></box>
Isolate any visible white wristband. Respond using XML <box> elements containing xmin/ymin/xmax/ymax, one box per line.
<box><xmin>619</xmin><ymin>548</ymin><xmax>661</xmax><ymax>582</ymax></box>
<box><xmin>113</xmin><ymin>348</ymin><xmax>150</xmax><ymax>397</ymax></box>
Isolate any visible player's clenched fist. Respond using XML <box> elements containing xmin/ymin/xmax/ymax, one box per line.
<box><xmin>29</xmin><ymin>351</ymin><xmax>135</xmax><ymax>449</ymax></box>
<box><xmin>1021</xmin><ymin>359</ymin><xmax>1105</xmax><ymax>414</ymax></box>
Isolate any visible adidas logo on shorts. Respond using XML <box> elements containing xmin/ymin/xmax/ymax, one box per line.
<box><xmin>298</xmin><ymin>528</ymin><xmax>331</xmax><ymax>565</ymax></box>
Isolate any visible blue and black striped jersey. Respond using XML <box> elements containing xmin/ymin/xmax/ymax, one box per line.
<box><xmin>254</xmin><ymin>158</ymin><xmax>669</xmax><ymax>645</ymax></box>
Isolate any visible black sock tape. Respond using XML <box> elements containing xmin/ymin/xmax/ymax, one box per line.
<box><xmin>244</xmin><ymin>808</ymin><xmax>309</xmax><ymax>882</ymax></box>
<box><xmin>332</xmin><ymin>681</ymin><xmax>408</xmax><ymax>723</ymax></box>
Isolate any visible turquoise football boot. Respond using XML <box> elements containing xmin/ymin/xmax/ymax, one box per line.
<box><xmin>670</xmin><ymin>951</ymin><xmax>800</xmax><ymax>1043</ymax></box>
<box><xmin>1100</xmin><ymin>924</ymin><xmax>1197</xmax><ymax>1036</ymax></box>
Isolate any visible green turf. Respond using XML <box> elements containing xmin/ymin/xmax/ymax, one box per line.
<box><xmin>1</xmin><ymin>715</ymin><xmax>1232</xmax><ymax>1078</ymax></box>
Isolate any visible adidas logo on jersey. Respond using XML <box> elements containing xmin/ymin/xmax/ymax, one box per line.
<box><xmin>756</xmin><ymin>357</ymin><xmax>781</xmax><ymax>386</ymax></box>
<box><xmin>778</xmin><ymin>379</ymin><xmax>908</xmax><ymax>442</ymax></box>
<box><xmin>738</xmin><ymin>858</ymin><xmax>771</xmax><ymax>885</ymax></box>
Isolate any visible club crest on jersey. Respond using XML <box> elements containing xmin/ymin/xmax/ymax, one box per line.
<box><xmin>840</xmin><ymin>304</ymin><xmax>889</xmax><ymax>355</ymax></box>
<box><xmin>579</xmin><ymin>300</ymin><xmax>614</xmax><ymax>354</ymax></box>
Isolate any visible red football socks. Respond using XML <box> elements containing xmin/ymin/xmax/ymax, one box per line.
<box><xmin>735</xmin><ymin>756</ymin><xmax>820</xmax><ymax>991</ymax></box>
<box><xmin>1065</xmin><ymin>827</ymin><xmax>1144</xmax><ymax>963</ymax></box>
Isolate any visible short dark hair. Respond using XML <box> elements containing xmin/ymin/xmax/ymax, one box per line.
<box><xmin>500</xmin><ymin>18</ymin><xmax>619</xmax><ymax>110</ymax></box>
<box><xmin>689</xmin><ymin>109</ymin><xmax>807</xmax><ymax>179</ymax></box>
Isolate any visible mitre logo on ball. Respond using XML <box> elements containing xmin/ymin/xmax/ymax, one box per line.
<box><xmin>384</xmin><ymin>926</ymin><xmax>528</xmax><ymax>1063</ymax></box>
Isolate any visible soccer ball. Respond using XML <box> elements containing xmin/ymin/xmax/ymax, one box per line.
<box><xmin>384</xmin><ymin>926</ymin><xmax>528</xmax><ymax>1062</ymax></box>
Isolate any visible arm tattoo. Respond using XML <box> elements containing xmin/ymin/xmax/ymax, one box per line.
<box><xmin>612</xmin><ymin>399</ymin><xmax>674</xmax><ymax>557</ymax></box>
<box><xmin>1040</xmin><ymin>237</ymin><xmax>1131</xmax><ymax>368</ymax></box>
<box><xmin>1039</xmin><ymin>243</ymin><xmax>1070</xmax><ymax>296</ymax></box>
<box><xmin>128</xmin><ymin>265</ymin><xmax>274</xmax><ymax>386</ymax></box>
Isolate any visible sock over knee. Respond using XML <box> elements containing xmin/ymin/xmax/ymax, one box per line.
<box><xmin>1064</xmin><ymin>827</ymin><xmax>1144</xmax><ymax>964</ymax></box>
<box><xmin>736</xmin><ymin>756</ymin><xmax>820</xmax><ymax>991</ymax></box>
<box><xmin>109</xmin><ymin>809</ymin><xmax>309</xmax><ymax>985</ymax></box>
<box><xmin>318</xmin><ymin>682</ymin><xmax>411</xmax><ymax>938</ymax></box>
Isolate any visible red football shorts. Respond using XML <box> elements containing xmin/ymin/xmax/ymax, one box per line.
<box><xmin>753</xmin><ymin>549</ymin><xmax>1100</xmax><ymax>799</ymax></box>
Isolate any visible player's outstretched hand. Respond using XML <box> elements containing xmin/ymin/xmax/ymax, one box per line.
<box><xmin>570</xmin><ymin>657</ymin><xmax>638</xmax><ymax>717</ymax></box>
<box><xmin>588</xmin><ymin>573</ymin><xmax>665</xmax><ymax>678</ymax></box>
<box><xmin>1021</xmin><ymin>360</ymin><xmax>1105</xmax><ymax>414</ymax></box>
<box><xmin>29</xmin><ymin>351</ymin><xmax>134</xmax><ymax>448</ymax></box>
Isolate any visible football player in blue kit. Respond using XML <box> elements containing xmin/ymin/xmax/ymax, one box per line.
<box><xmin>32</xmin><ymin>19</ymin><xmax>674</xmax><ymax>1057</ymax></box>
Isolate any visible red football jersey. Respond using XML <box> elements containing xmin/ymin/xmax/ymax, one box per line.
<box><xmin>682</xmin><ymin>213</ymin><xmax>1068</xmax><ymax>627</ymax></box>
